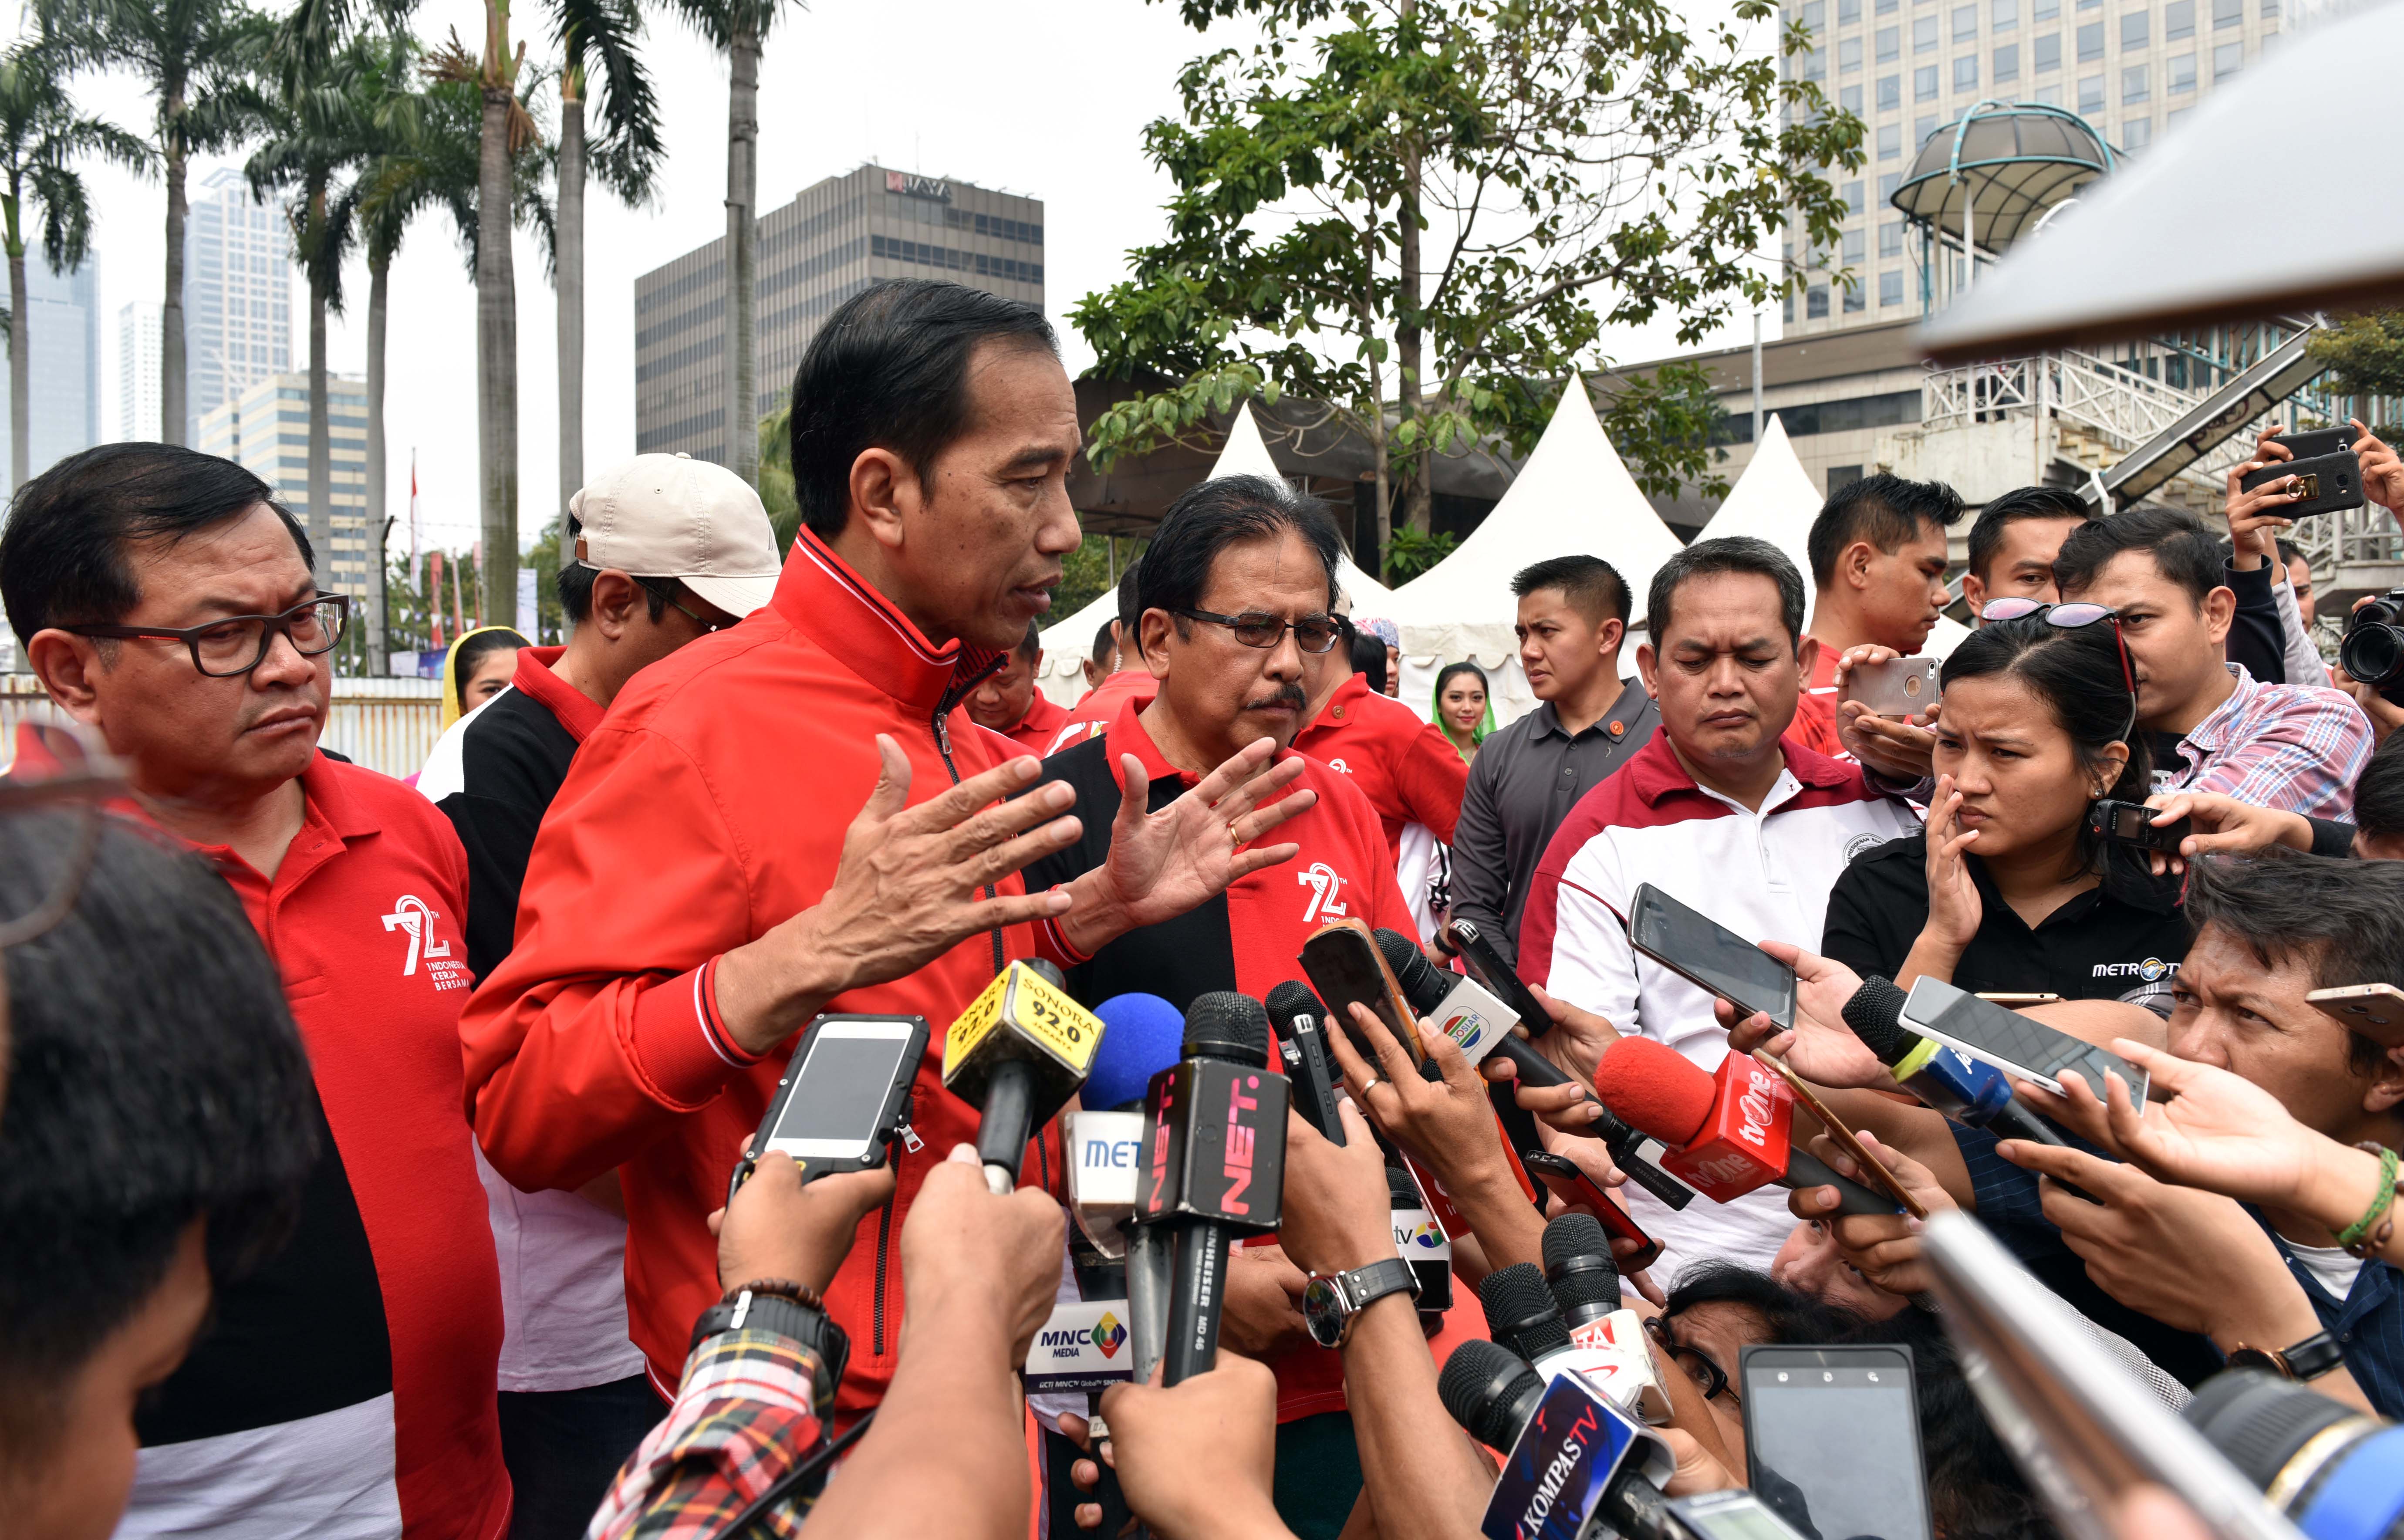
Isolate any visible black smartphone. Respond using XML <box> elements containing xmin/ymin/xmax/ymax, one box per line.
<box><xmin>2087</xmin><ymin>797</ymin><xmax>2191</xmax><ymax>854</ymax></box>
<box><xmin>1626</xmin><ymin>883</ymin><xmax>1797</xmax><ymax>1031</ymax></box>
<box><xmin>1518</xmin><ymin>1149</ymin><xmax>1662</xmax><ymax>1273</ymax></box>
<box><xmin>728</xmin><ymin>1014</ymin><xmax>927</xmax><ymax>1204</ymax></box>
<box><xmin>1268</xmin><ymin>983</ymin><xmax>1349</xmax><ymax>1147</ymax></box>
<box><xmin>1900</xmin><ymin>976</ymin><xmax>2152</xmax><ymax>1102</ymax></box>
<box><xmin>2273</xmin><ymin>424</ymin><xmax>2356</xmax><ymax>461</ymax></box>
<box><xmin>1299</xmin><ymin>918</ymin><xmax>1426</xmax><ymax>1066</ymax></box>
<box><xmin>2240</xmin><ymin>449</ymin><xmax>2364</xmax><ymax>518</ymax></box>
<box><xmin>1740</xmin><ymin>1344</ymin><xmax>1932</xmax><ymax>1540</ymax></box>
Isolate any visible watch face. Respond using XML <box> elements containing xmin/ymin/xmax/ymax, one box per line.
<box><xmin>2224</xmin><ymin>1348</ymin><xmax>2289</xmax><ymax>1380</ymax></box>
<box><xmin>1303</xmin><ymin>1275</ymin><xmax>1348</xmax><ymax>1349</ymax></box>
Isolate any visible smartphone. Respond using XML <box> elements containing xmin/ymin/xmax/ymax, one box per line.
<box><xmin>2239</xmin><ymin>449</ymin><xmax>2364</xmax><ymax>518</ymax></box>
<box><xmin>2087</xmin><ymin>797</ymin><xmax>2191</xmax><ymax>854</ymax></box>
<box><xmin>1740</xmin><ymin>1344</ymin><xmax>1932</xmax><ymax>1540</ymax></box>
<box><xmin>2305</xmin><ymin>983</ymin><xmax>2404</xmax><ymax>1048</ymax></box>
<box><xmin>1977</xmin><ymin>992</ymin><xmax>2063</xmax><ymax>1006</ymax></box>
<box><xmin>1626</xmin><ymin>883</ymin><xmax>1797</xmax><ymax>1032</ymax></box>
<box><xmin>1299</xmin><ymin>918</ymin><xmax>1427</xmax><ymax>1065</ymax></box>
<box><xmin>1519</xmin><ymin>1149</ymin><xmax>1664</xmax><ymax>1273</ymax></box>
<box><xmin>1759</xmin><ymin>1056</ymin><xmax>1927</xmax><ymax>1219</ymax></box>
<box><xmin>1899</xmin><ymin>977</ymin><xmax>2151</xmax><ymax>1103</ymax></box>
<box><xmin>2274</xmin><ymin>424</ymin><xmax>2357</xmax><ymax>461</ymax></box>
<box><xmin>1841</xmin><ymin>656</ymin><xmax>1941</xmax><ymax>719</ymax></box>
<box><xmin>730</xmin><ymin>1014</ymin><xmax>928</xmax><ymax>1203</ymax></box>
<box><xmin>1921</xmin><ymin>1210</ymin><xmax>2301</xmax><ymax>1540</ymax></box>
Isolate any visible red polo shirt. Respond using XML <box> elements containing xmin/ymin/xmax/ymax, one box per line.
<box><xmin>1043</xmin><ymin>668</ymin><xmax>1159</xmax><ymax>755</ymax></box>
<box><xmin>1292</xmin><ymin>672</ymin><xmax>1469</xmax><ymax>858</ymax></box>
<box><xmin>1790</xmin><ymin>644</ymin><xmax>1850</xmax><ymax>762</ymax></box>
<box><xmin>1003</xmin><ymin>689</ymin><xmax>1071</xmax><ymax>753</ymax></box>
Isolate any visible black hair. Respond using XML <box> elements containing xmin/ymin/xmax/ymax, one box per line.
<box><xmin>453</xmin><ymin>628</ymin><xmax>529</xmax><ymax>696</ymax></box>
<box><xmin>554</xmin><ymin>515</ymin><xmax>683</xmax><ymax>626</ymax></box>
<box><xmin>0</xmin><ymin>816</ymin><xmax>317</xmax><ymax>1461</ymax></box>
<box><xmin>2276</xmin><ymin>537</ymin><xmax>2304</xmax><ymax>568</ymax></box>
<box><xmin>1013</xmin><ymin>620</ymin><xmax>1040</xmax><ymax>662</ymax></box>
<box><xmin>1965</xmin><ymin>485</ymin><xmax>2090</xmax><ymax>584</ymax></box>
<box><xmin>2052</xmin><ymin>507</ymin><xmax>2225</xmax><ymax>608</ymax></box>
<box><xmin>1806</xmin><ymin>472</ymin><xmax>1966</xmax><ymax>589</ymax></box>
<box><xmin>788</xmin><ymin>280</ymin><xmax>1057</xmax><ymax>540</ymax></box>
<box><xmin>1510</xmin><ymin>554</ymin><xmax>1631</xmax><ymax>628</ymax></box>
<box><xmin>2355</xmin><ymin>734</ymin><xmax>2404</xmax><ymax>844</ymax></box>
<box><xmin>1435</xmin><ymin>660</ymin><xmax>1489</xmax><ymax>703</ymax></box>
<box><xmin>0</xmin><ymin>443</ymin><xmax>316</xmax><ymax>646</ymax></box>
<box><xmin>1349</xmin><ymin>628</ymin><xmax>1389</xmax><ymax>694</ymax></box>
<box><xmin>1662</xmin><ymin>1260</ymin><xmax>1871</xmax><ymax>1344</ymax></box>
<box><xmin>1646</xmin><ymin>535</ymin><xmax>1806</xmax><ymax>648</ymax></box>
<box><xmin>1114</xmin><ymin>558</ymin><xmax>1143</xmax><ymax>636</ymax></box>
<box><xmin>1939</xmin><ymin>613</ymin><xmax>2151</xmax><ymax>877</ymax></box>
<box><xmin>1131</xmin><ymin>475</ymin><xmax>1340</xmax><ymax>660</ymax></box>
<box><xmin>2186</xmin><ymin>853</ymin><xmax>2404</xmax><ymax>1080</ymax></box>
<box><xmin>1090</xmin><ymin>618</ymin><xmax>1118</xmax><ymax>668</ymax></box>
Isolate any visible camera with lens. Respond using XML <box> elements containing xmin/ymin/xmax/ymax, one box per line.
<box><xmin>2185</xmin><ymin>1369</ymin><xmax>2404</xmax><ymax>1540</ymax></box>
<box><xmin>2340</xmin><ymin>588</ymin><xmax>2404</xmax><ymax>710</ymax></box>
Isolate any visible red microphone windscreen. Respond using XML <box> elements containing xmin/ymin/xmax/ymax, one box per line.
<box><xmin>1592</xmin><ymin>1037</ymin><xmax>1715</xmax><ymax>1149</ymax></box>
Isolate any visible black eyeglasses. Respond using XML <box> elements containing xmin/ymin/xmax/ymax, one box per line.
<box><xmin>1172</xmin><ymin>608</ymin><xmax>1345</xmax><ymax>654</ymax></box>
<box><xmin>66</xmin><ymin>595</ymin><xmax>350</xmax><ymax>678</ymax></box>
<box><xmin>1644</xmin><ymin>1312</ymin><xmax>1738</xmax><ymax>1404</ymax></box>
<box><xmin>1978</xmin><ymin>598</ymin><xmax>2139</xmax><ymax>735</ymax></box>
<box><xmin>666</xmin><ymin>593</ymin><xmax>736</xmax><ymax>634</ymax></box>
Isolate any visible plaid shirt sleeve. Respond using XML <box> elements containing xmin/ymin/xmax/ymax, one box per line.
<box><xmin>2184</xmin><ymin>684</ymin><xmax>2373</xmax><ymax>819</ymax></box>
<box><xmin>584</xmin><ymin>1331</ymin><xmax>826</xmax><ymax>1540</ymax></box>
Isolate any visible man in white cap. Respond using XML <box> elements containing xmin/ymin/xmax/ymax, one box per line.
<box><xmin>417</xmin><ymin>450</ymin><xmax>778</xmax><ymax>1536</ymax></box>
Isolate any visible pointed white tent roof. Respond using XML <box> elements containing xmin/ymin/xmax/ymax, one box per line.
<box><xmin>1382</xmin><ymin>381</ymin><xmax>1686</xmax><ymax>665</ymax></box>
<box><xmin>1697</xmin><ymin>416</ymin><xmax>1820</xmax><ymax>608</ymax></box>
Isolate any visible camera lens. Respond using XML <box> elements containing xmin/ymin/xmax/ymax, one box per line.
<box><xmin>2340</xmin><ymin>621</ymin><xmax>2404</xmax><ymax>688</ymax></box>
<box><xmin>2184</xmin><ymin>1370</ymin><xmax>2404</xmax><ymax>1540</ymax></box>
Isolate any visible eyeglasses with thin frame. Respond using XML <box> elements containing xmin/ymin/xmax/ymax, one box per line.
<box><xmin>665</xmin><ymin>593</ymin><xmax>736</xmax><ymax>634</ymax></box>
<box><xmin>1172</xmin><ymin>608</ymin><xmax>1344</xmax><ymax>655</ymax></box>
<box><xmin>64</xmin><ymin>595</ymin><xmax>349</xmax><ymax>678</ymax></box>
<box><xmin>0</xmin><ymin>720</ymin><xmax>129</xmax><ymax>948</ymax></box>
<box><xmin>1976</xmin><ymin>597</ymin><xmax>2140</xmax><ymax>737</ymax></box>
<box><xmin>1644</xmin><ymin>1312</ymin><xmax>1739</xmax><ymax>1404</ymax></box>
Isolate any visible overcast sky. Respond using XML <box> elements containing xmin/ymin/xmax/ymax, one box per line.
<box><xmin>30</xmin><ymin>0</ymin><xmax>1773</xmax><ymax>554</ymax></box>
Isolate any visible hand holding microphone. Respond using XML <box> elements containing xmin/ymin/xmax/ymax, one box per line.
<box><xmin>1090</xmin><ymin>1355</ymin><xmax>1295</xmax><ymax>1540</ymax></box>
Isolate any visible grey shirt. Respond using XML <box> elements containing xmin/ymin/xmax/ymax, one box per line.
<box><xmin>1446</xmin><ymin>679</ymin><xmax>1660</xmax><ymax>966</ymax></box>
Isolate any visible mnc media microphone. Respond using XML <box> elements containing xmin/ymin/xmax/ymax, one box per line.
<box><xmin>1592</xmin><ymin>1038</ymin><xmax>1898</xmax><ymax>1216</ymax></box>
<box><xmin>1371</xmin><ymin>927</ymin><xmax>1695</xmax><ymax>1211</ymax></box>
<box><xmin>1136</xmin><ymin>992</ymin><xmax>1290</xmax><ymax>1385</ymax></box>
<box><xmin>1841</xmin><ymin>974</ymin><xmax>2068</xmax><ymax>1147</ymax></box>
<box><xmin>1543</xmin><ymin>1214</ymin><xmax>1671</xmax><ymax>1422</ymax></box>
<box><xmin>1267</xmin><ymin>980</ymin><xmax>1348</xmax><ymax>1146</ymax></box>
<box><xmin>942</xmin><ymin>959</ymin><xmax>1104</xmax><ymax>1195</ymax></box>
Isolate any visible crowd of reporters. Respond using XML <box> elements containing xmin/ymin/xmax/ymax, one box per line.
<box><xmin>6</xmin><ymin>270</ymin><xmax>2404</xmax><ymax>1540</ymax></box>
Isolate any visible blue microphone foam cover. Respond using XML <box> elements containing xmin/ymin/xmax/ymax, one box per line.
<box><xmin>1087</xmin><ymin>993</ymin><xmax>1187</xmax><ymax>1111</ymax></box>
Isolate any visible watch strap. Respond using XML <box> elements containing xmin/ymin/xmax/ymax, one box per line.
<box><xmin>1341</xmin><ymin>1256</ymin><xmax>1421</xmax><ymax>1314</ymax></box>
<box><xmin>2281</xmin><ymin>1329</ymin><xmax>2346</xmax><ymax>1382</ymax></box>
<box><xmin>690</xmin><ymin>1288</ymin><xmax>850</xmax><ymax>1413</ymax></box>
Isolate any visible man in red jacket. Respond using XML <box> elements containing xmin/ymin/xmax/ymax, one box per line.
<box><xmin>462</xmin><ymin>280</ymin><xmax>1316</xmax><ymax>1418</ymax></box>
<box><xmin>1292</xmin><ymin>618</ymin><xmax>1468</xmax><ymax>859</ymax></box>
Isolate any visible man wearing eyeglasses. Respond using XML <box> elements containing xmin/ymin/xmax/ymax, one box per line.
<box><xmin>0</xmin><ymin>443</ymin><xmax>511</xmax><ymax>1539</ymax></box>
<box><xmin>1016</xmin><ymin>473</ymin><xmax>1453</xmax><ymax>1538</ymax></box>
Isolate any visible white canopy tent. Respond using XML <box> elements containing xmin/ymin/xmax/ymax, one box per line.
<box><xmin>1035</xmin><ymin>405</ymin><xmax>1392</xmax><ymax>704</ymax></box>
<box><xmin>1379</xmin><ymin>382</ymin><xmax>1687</xmax><ymax>723</ymax></box>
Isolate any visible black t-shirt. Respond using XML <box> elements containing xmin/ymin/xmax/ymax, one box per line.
<box><xmin>1822</xmin><ymin>832</ymin><xmax>2192</xmax><ymax>1008</ymax></box>
<box><xmin>2145</xmin><ymin>731</ymin><xmax>2188</xmax><ymax>797</ymax></box>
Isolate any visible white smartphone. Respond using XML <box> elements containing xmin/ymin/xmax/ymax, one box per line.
<box><xmin>1899</xmin><ymin>977</ymin><xmax>2151</xmax><ymax>1104</ymax></box>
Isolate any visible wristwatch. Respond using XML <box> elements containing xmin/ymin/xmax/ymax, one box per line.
<box><xmin>2225</xmin><ymin>1329</ymin><xmax>2345</xmax><ymax>1383</ymax></box>
<box><xmin>690</xmin><ymin>1285</ymin><xmax>850</xmax><ymax>1415</ymax></box>
<box><xmin>1303</xmin><ymin>1258</ymin><xmax>1420</xmax><ymax>1349</ymax></box>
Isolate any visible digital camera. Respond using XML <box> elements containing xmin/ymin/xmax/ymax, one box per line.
<box><xmin>2339</xmin><ymin>588</ymin><xmax>2404</xmax><ymax>709</ymax></box>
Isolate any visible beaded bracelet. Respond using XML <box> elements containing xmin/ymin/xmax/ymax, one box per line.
<box><xmin>2338</xmin><ymin>1144</ymin><xmax>2399</xmax><ymax>1261</ymax></box>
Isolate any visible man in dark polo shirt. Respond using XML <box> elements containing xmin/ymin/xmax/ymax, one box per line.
<box><xmin>1446</xmin><ymin>554</ymin><xmax>1656</xmax><ymax>966</ymax></box>
<box><xmin>3</xmin><ymin>442</ymin><xmax>510</xmax><ymax>1537</ymax></box>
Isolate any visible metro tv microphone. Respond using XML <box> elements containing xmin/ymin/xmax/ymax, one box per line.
<box><xmin>1592</xmin><ymin>1038</ymin><xmax>1898</xmax><ymax>1217</ymax></box>
<box><xmin>1373</xmin><ymin>928</ymin><xmax>1694</xmax><ymax>1211</ymax></box>
<box><xmin>1266</xmin><ymin>981</ymin><xmax>1348</xmax><ymax>1146</ymax></box>
<box><xmin>1841</xmin><ymin>974</ymin><xmax>2068</xmax><ymax>1148</ymax></box>
<box><xmin>1137</xmin><ymin>992</ymin><xmax>1290</xmax><ymax>1385</ymax></box>
<box><xmin>1066</xmin><ymin>993</ymin><xmax>1185</xmax><ymax>1260</ymax></box>
<box><xmin>942</xmin><ymin>959</ymin><xmax>1105</xmax><ymax>1195</ymax></box>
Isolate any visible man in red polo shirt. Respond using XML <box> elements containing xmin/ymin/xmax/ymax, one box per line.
<box><xmin>3</xmin><ymin>442</ymin><xmax>509</xmax><ymax>1539</ymax></box>
<box><xmin>462</xmin><ymin>281</ymin><xmax>1317</xmax><ymax>1422</ymax></box>
<box><xmin>1293</xmin><ymin>618</ymin><xmax>1467</xmax><ymax>860</ymax></box>
<box><xmin>964</xmin><ymin>621</ymin><xmax>1070</xmax><ymax>752</ymax></box>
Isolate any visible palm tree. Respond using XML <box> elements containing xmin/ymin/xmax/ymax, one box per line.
<box><xmin>38</xmin><ymin>0</ymin><xmax>275</xmax><ymax>445</ymax></box>
<box><xmin>665</xmin><ymin>0</ymin><xmax>786</xmax><ymax>488</ymax></box>
<box><xmin>550</xmin><ymin>0</ymin><xmax>659</xmax><ymax>523</ymax></box>
<box><xmin>0</xmin><ymin>44</ymin><xmax>147</xmax><ymax>489</ymax></box>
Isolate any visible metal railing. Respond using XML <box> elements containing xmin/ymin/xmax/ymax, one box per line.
<box><xmin>0</xmin><ymin>677</ymin><xmax>445</xmax><ymax>782</ymax></box>
<box><xmin>1921</xmin><ymin>348</ymin><xmax>2269</xmax><ymax>500</ymax></box>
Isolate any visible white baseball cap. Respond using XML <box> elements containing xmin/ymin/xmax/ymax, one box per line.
<box><xmin>568</xmin><ymin>452</ymin><xmax>782</xmax><ymax>619</ymax></box>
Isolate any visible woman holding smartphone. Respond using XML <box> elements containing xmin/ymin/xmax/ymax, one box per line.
<box><xmin>1822</xmin><ymin>611</ymin><xmax>2192</xmax><ymax>1005</ymax></box>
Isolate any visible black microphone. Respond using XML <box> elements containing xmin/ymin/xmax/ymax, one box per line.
<box><xmin>1371</xmin><ymin>927</ymin><xmax>1695</xmax><ymax>1210</ymax></box>
<box><xmin>1479</xmin><ymin>1262</ymin><xmax>1571</xmax><ymax>1364</ymax></box>
<box><xmin>1135</xmin><ymin>991</ymin><xmax>1290</xmax><ymax>1385</ymax></box>
<box><xmin>1543</xmin><ymin>1213</ymin><xmax>1623</xmax><ymax>1333</ymax></box>
<box><xmin>1438</xmin><ymin>1339</ymin><xmax>1548</xmax><ymax>1449</ymax></box>
<box><xmin>1437</xmin><ymin>1341</ymin><xmax>1692</xmax><ymax>1540</ymax></box>
<box><xmin>1266</xmin><ymin>980</ymin><xmax>1347</xmax><ymax>1146</ymax></box>
<box><xmin>1842</xmin><ymin>974</ymin><xmax>2068</xmax><ymax>1147</ymax></box>
<box><xmin>941</xmin><ymin>959</ymin><xmax>1105</xmax><ymax>1194</ymax></box>
<box><xmin>1542</xmin><ymin>1213</ymin><xmax>1671</xmax><ymax>1419</ymax></box>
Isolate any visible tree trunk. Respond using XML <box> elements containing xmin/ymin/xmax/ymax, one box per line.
<box><xmin>367</xmin><ymin>249</ymin><xmax>389</xmax><ymax>673</ymax></box>
<box><xmin>307</xmin><ymin>185</ymin><xmax>333</xmax><ymax>591</ymax></box>
<box><xmin>1364</xmin><ymin>230</ymin><xmax>1390</xmax><ymax>582</ymax></box>
<box><xmin>1396</xmin><ymin>0</ymin><xmax>1431</xmax><ymax>537</ymax></box>
<box><xmin>556</xmin><ymin>69</ymin><xmax>585</xmax><ymax>529</ymax></box>
<box><xmin>9</xmin><ymin>236</ymin><xmax>28</xmax><ymax>493</ymax></box>
<box><xmin>476</xmin><ymin>10</ymin><xmax>519</xmax><ymax>642</ymax></box>
<box><xmin>162</xmin><ymin>129</ymin><xmax>188</xmax><ymax>443</ymax></box>
<box><xmin>723</xmin><ymin>24</ymin><xmax>760</xmax><ymax>484</ymax></box>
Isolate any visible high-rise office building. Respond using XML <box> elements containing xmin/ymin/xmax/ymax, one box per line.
<box><xmin>119</xmin><ymin>299</ymin><xmax>164</xmax><ymax>442</ymax></box>
<box><xmin>183</xmin><ymin>165</ymin><xmax>293</xmax><ymax>441</ymax></box>
<box><xmin>196</xmin><ymin>373</ymin><xmax>374</xmax><ymax>591</ymax></box>
<box><xmin>0</xmin><ymin>253</ymin><xmax>100</xmax><ymax>485</ymax></box>
<box><xmin>1783</xmin><ymin>0</ymin><xmax>2284</xmax><ymax>336</ymax></box>
<box><xmin>635</xmin><ymin>163</ymin><xmax>1045</xmax><ymax>463</ymax></box>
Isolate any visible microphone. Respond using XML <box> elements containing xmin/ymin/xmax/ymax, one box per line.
<box><xmin>1438</xmin><ymin>1342</ymin><xmax>1706</xmax><ymax>1540</ymax></box>
<box><xmin>1389</xmin><ymin>1166</ymin><xmax>1454</xmax><ymax>1315</ymax></box>
<box><xmin>1266</xmin><ymin>980</ymin><xmax>1347</xmax><ymax>1145</ymax></box>
<box><xmin>942</xmin><ymin>959</ymin><xmax>1105</xmax><ymax>1195</ymax></box>
<box><xmin>1842</xmin><ymin>975</ymin><xmax>2068</xmax><ymax>1147</ymax></box>
<box><xmin>1373</xmin><ymin>926</ymin><xmax>1516</xmax><ymax>1067</ymax></box>
<box><xmin>1591</xmin><ymin>1038</ymin><xmax>1898</xmax><ymax>1217</ymax></box>
<box><xmin>1543</xmin><ymin>1215</ymin><xmax>1671</xmax><ymax>1422</ymax></box>
<box><xmin>1086</xmin><ymin>993</ymin><xmax>1185</xmax><ymax>1112</ymax></box>
<box><xmin>1371</xmin><ymin>927</ymin><xmax>1695</xmax><ymax>1211</ymax></box>
<box><xmin>1438</xmin><ymin>1339</ymin><xmax>1549</xmax><ymax>1450</ymax></box>
<box><xmin>1136</xmin><ymin>991</ymin><xmax>1290</xmax><ymax>1385</ymax></box>
<box><xmin>1067</xmin><ymin>995</ymin><xmax>1186</xmax><ymax>1262</ymax></box>
<box><xmin>1479</xmin><ymin>1262</ymin><xmax>1573</xmax><ymax>1363</ymax></box>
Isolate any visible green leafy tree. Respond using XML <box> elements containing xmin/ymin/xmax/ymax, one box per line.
<box><xmin>1074</xmin><ymin>0</ymin><xmax>1856</xmax><ymax>576</ymax></box>
<box><xmin>756</xmin><ymin>403</ymin><xmax>797</xmax><ymax>554</ymax></box>
<box><xmin>2309</xmin><ymin>312</ymin><xmax>2404</xmax><ymax>427</ymax></box>
<box><xmin>39</xmin><ymin>0</ymin><xmax>276</xmax><ymax>444</ymax></box>
<box><xmin>0</xmin><ymin>43</ymin><xmax>148</xmax><ymax>490</ymax></box>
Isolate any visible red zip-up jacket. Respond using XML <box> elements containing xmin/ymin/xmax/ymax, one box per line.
<box><xmin>1291</xmin><ymin>672</ymin><xmax>1469</xmax><ymax>858</ymax></box>
<box><xmin>459</xmin><ymin>530</ymin><xmax>1070</xmax><ymax>1414</ymax></box>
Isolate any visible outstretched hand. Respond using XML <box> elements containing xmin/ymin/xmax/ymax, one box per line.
<box><xmin>1722</xmin><ymin>940</ymin><xmax>1890</xmax><ymax>1091</ymax></box>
